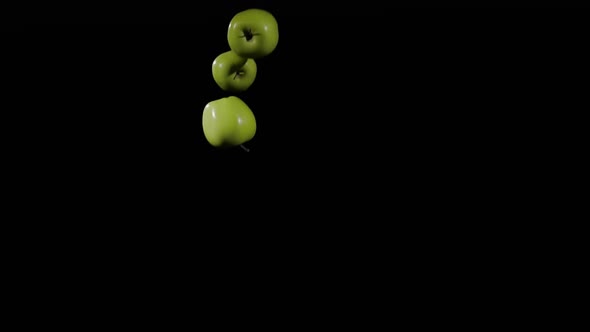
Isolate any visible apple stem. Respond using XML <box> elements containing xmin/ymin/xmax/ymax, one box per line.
<box><xmin>233</xmin><ymin>71</ymin><xmax>244</xmax><ymax>80</ymax></box>
<box><xmin>240</xmin><ymin>144</ymin><xmax>250</xmax><ymax>152</ymax></box>
<box><xmin>243</xmin><ymin>28</ymin><xmax>254</xmax><ymax>41</ymax></box>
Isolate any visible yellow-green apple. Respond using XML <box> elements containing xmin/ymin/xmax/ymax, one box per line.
<box><xmin>227</xmin><ymin>8</ymin><xmax>279</xmax><ymax>59</ymax></box>
<box><xmin>212</xmin><ymin>50</ymin><xmax>257</xmax><ymax>92</ymax></box>
<box><xmin>202</xmin><ymin>96</ymin><xmax>256</xmax><ymax>148</ymax></box>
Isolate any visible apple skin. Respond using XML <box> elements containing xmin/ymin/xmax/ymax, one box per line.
<box><xmin>202</xmin><ymin>96</ymin><xmax>256</xmax><ymax>148</ymax></box>
<box><xmin>227</xmin><ymin>8</ymin><xmax>279</xmax><ymax>59</ymax></box>
<box><xmin>212</xmin><ymin>50</ymin><xmax>257</xmax><ymax>92</ymax></box>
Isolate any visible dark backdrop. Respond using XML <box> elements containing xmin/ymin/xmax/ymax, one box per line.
<box><xmin>6</xmin><ymin>3</ymin><xmax>581</xmax><ymax>215</ymax></box>
<box><xmin>6</xmin><ymin>3</ymin><xmax>583</xmax><ymax>218</ymax></box>
<box><xmin>11</xmin><ymin>14</ymin><xmax>552</xmax><ymax>174</ymax></box>
<box><xmin>2</xmin><ymin>2</ymin><xmax>586</xmax><ymax>323</ymax></box>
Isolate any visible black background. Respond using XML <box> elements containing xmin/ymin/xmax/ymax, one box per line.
<box><xmin>4</xmin><ymin>3</ymin><xmax>585</xmax><ymax>225</ymax></box>
<box><xmin>4</xmin><ymin>2</ymin><xmax>585</xmax><ymax>222</ymax></box>
<box><xmin>8</xmin><ymin>7</ymin><xmax>574</xmax><ymax>189</ymax></box>
<box><xmin>1</xmin><ymin>2</ymin><xmax>587</xmax><ymax>323</ymax></box>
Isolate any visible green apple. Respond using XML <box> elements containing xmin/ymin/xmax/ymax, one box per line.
<box><xmin>227</xmin><ymin>8</ymin><xmax>279</xmax><ymax>59</ymax></box>
<box><xmin>212</xmin><ymin>50</ymin><xmax>257</xmax><ymax>92</ymax></box>
<box><xmin>202</xmin><ymin>96</ymin><xmax>256</xmax><ymax>148</ymax></box>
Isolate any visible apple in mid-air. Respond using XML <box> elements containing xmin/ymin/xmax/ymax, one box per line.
<box><xmin>227</xmin><ymin>8</ymin><xmax>279</xmax><ymax>59</ymax></box>
<box><xmin>212</xmin><ymin>50</ymin><xmax>257</xmax><ymax>92</ymax></box>
<box><xmin>202</xmin><ymin>96</ymin><xmax>256</xmax><ymax>148</ymax></box>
